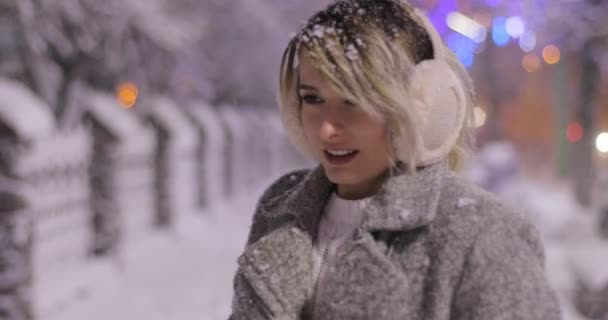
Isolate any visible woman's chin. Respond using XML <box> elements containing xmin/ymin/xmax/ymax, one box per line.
<box><xmin>322</xmin><ymin>168</ymin><xmax>360</xmax><ymax>186</ymax></box>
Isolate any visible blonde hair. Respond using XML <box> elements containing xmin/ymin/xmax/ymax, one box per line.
<box><xmin>278</xmin><ymin>0</ymin><xmax>476</xmax><ymax>172</ymax></box>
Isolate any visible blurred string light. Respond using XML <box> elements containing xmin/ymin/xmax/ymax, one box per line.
<box><xmin>505</xmin><ymin>16</ymin><xmax>525</xmax><ymax>38</ymax></box>
<box><xmin>597</xmin><ymin>132</ymin><xmax>608</xmax><ymax>153</ymax></box>
<box><xmin>519</xmin><ymin>31</ymin><xmax>536</xmax><ymax>52</ymax></box>
<box><xmin>473</xmin><ymin>106</ymin><xmax>487</xmax><ymax>128</ymax></box>
<box><xmin>491</xmin><ymin>17</ymin><xmax>510</xmax><ymax>47</ymax></box>
<box><xmin>567</xmin><ymin>122</ymin><xmax>584</xmax><ymax>143</ymax></box>
<box><xmin>116</xmin><ymin>82</ymin><xmax>138</xmax><ymax>109</ymax></box>
<box><xmin>447</xmin><ymin>32</ymin><xmax>476</xmax><ymax>67</ymax></box>
<box><xmin>446</xmin><ymin>11</ymin><xmax>487</xmax><ymax>43</ymax></box>
<box><xmin>542</xmin><ymin>45</ymin><xmax>561</xmax><ymax>64</ymax></box>
<box><xmin>522</xmin><ymin>53</ymin><xmax>541</xmax><ymax>72</ymax></box>
<box><xmin>485</xmin><ymin>0</ymin><xmax>502</xmax><ymax>7</ymax></box>
<box><xmin>428</xmin><ymin>0</ymin><xmax>457</xmax><ymax>35</ymax></box>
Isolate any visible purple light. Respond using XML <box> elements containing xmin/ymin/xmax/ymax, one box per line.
<box><xmin>485</xmin><ymin>0</ymin><xmax>502</xmax><ymax>7</ymax></box>
<box><xmin>428</xmin><ymin>0</ymin><xmax>457</xmax><ymax>35</ymax></box>
<box><xmin>492</xmin><ymin>17</ymin><xmax>510</xmax><ymax>47</ymax></box>
<box><xmin>447</xmin><ymin>33</ymin><xmax>476</xmax><ymax>68</ymax></box>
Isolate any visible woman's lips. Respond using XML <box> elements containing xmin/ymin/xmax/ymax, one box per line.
<box><xmin>323</xmin><ymin>149</ymin><xmax>359</xmax><ymax>165</ymax></box>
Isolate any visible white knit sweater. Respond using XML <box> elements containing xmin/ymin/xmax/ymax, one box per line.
<box><xmin>305</xmin><ymin>192</ymin><xmax>372</xmax><ymax>319</ymax></box>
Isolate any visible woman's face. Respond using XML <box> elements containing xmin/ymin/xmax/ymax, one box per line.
<box><xmin>298</xmin><ymin>56</ymin><xmax>391</xmax><ymax>199</ymax></box>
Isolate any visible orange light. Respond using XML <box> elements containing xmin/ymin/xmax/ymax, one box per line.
<box><xmin>116</xmin><ymin>82</ymin><xmax>138</xmax><ymax>109</ymax></box>
<box><xmin>567</xmin><ymin>122</ymin><xmax>583</xmax><ymax>143</ymax></box>
<box><xmin>542</xmin><ymin>45</ymin><xmax>560</xmax><ymax>65</ymax></box>
<box><xmin>522</xmin><ymin>53</ymin><xmax>541</xmax><ymax>72</ymax></box>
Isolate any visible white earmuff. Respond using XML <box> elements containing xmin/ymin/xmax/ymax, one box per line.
<box><xmin>393</xmin><ymin>9</ymin><xmax>468</xmax><ymax>166</ymax></box>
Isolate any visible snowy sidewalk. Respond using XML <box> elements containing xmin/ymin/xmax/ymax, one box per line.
<box><xmin>53</xmin><ymin>187</ymin><xmax>262</xmax><ymax>320</ymax></box>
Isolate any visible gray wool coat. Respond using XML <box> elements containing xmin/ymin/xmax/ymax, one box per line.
<box><xmin>228</xmin><ymin>161</ymin><xmax>562</xmax><ymax>320</ymax></box>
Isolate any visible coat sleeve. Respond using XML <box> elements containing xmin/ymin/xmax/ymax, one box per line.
<box><xmin>227</xmin><ymin>170</ymin><xmax>309</xmax><ymax>320</ymax></box>
<box><xmin>451</xmin><ymin>213</ymin><xmax>562</xmax><ymax>320</ymax></box>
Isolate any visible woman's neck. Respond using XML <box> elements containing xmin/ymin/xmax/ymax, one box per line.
<box><xmin>336</xmin><ymin>170</ymin><xmax>389</xmax><ymax>200</ymax></box>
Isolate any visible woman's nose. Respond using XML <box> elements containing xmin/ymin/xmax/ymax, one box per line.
<box><xmin>319</xmin><ymin>116</ymin><xmax>344</xmax><ymax>141</ymax></box>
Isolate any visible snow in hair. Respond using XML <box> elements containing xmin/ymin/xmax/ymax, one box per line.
<box><xmin>279</xmin><ymin>0</ymin><xmax>476</xmax><ymax>171</ymax></box>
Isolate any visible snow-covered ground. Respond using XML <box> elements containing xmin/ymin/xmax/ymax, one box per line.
<box><xmin>49</xmin><ymin>182</ymin><xmax>263</xmax><ymax>320</ymax></box>
<box><xmin>40</xmin><ymin>144</ymin><xmax>608</xmax><ymax>320</ymax></box>
<box><xmin>463</xmin><ymin>142</ymin><xmax>608</xmax><ymax>320</ymax></box>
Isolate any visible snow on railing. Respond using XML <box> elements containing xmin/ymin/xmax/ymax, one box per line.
<box><xmin>186</xmin><ymin>101</ymin><xmax>227</xmax><ymax>209</ymax></box>
<box><xmin>26</xmin><ymin>128</ymin><xmax>94</xmax><ymax>319</ymax></box>
<box><xmin>218</xmin><ymin>106</ymin><xmax>249</xmax><ymax>197</ymax></box>
<box><xmin>82</xmin><ymin>89</ymin><xmax>157</xmax><ymax>254</ymax></box>
<box><xmin>0</xmin><ymin>77</ymin><xmax>305</xmax><ymax>319</ymax></box>
<box><xmin>143</xmin><ymin>97</ymin><xmax>199</xmax><ymax>225</ymax></box>
<box><xmin>0</xmin><ymin>79</ymin><xmax>93</xmax><ymax>320</ymax></box>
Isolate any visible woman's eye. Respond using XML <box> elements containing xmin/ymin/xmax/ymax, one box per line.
<box><xmin>344</xmin><ymin>100</ymin><xmax>360</xmax><ymax>109</ymax></box>
<box><xmin>300</xmin><ymin>94</ymin><xmax>323</xmax><ymax>105</ymax></box>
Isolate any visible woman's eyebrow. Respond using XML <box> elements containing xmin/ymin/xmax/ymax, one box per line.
<box><xmin>298</xmin><ymin>83</ymin><xmax>319</xmax><ymax>91</ymax></box>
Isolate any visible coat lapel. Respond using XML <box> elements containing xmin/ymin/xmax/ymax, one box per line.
<box><xmin>314</xmin><ymin>161</ymin><xmax>448</xmax><ymax>319</ymax></box>
<box><xmin>361</xmin><ymin>160</ymin><xmax>447</xmax><ymax>232</ymax></box>
<box><xmin>239</xmin><ymin>160</ymin><xmax>449</xmax><ymax>318</ymax></box>
<box><xmin>316</xmin><ymin>231</ymin><xmax>416</xmax><ymax>319</ymax></box>
<box><xmin>236</xmin><ymin>168</ymin><xmax>333</xmax><ymax>317</ymax></box>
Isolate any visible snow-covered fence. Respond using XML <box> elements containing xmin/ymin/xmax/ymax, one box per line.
<box><xmin>143</xmin><ymin>97</ymin><xmax>199</xmax><ymax>225</ymax></box>
<box><xmin>0</xmin><ymin>190</ymin><xmax>30</xmax><ymax>320</ymax></box>
<box><xmin>82</xmin><ymin>90</ymin><xmax>156</xmax><ymax>254</ymax></box>
<box><xmin>185</xmin><ymin>101</ymin><xmax>227</xmax><ymax>208</ymax></box>
<box><xmin>24</xmin><ymin>128</ymin><xmax>94</xmax><ymax>318</ymax></box>
<box><xmin>239</xmin><ymin>108</ymin><xmax>267</xmax><ymax>188</ymax></box>
<box><xmin>0</xmin><ymin>79</ymin><xmax>94</xmax><ymax>319</ymax></box>
<box><xmin>218</xmin><ymin>106</ymin><xmax>250</xmax><ymax>197</ymax></box>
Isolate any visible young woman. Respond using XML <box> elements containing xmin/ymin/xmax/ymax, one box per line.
<box><xmin>229</xmin><ymin>0</ymin><xmax>561</xmax><ymax>319</ymax></box>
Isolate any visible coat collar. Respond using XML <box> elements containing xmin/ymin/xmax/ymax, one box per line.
<box><xmin>280</xmin><ymin>160</ymin><xmax>449</xmax><ymax>234</ymax></box>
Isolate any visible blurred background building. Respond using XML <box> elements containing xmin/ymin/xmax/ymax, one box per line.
<box><xmin>0</xmin><ymin>0</ymin><xmax>607</xmax><ymax>319</ymax></box>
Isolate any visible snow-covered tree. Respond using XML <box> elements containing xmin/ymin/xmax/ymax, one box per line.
<box><xmin>2</xmin><ymin>0</ymin><xmax>205</xmax><ymax>128</ymax></box>
<box><xmin>527</xmin><ymin>0</ymin><xmax>608</xmax><ymax>207</ymax></box>
<box><xmin>191</xmin><ymin>0</ymin><xmax>329</xmax><ymax>108</ymax></box>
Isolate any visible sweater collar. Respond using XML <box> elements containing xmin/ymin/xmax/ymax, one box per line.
<box><xmin>282</xmin><ymin>160</ymin><xmax>448</xmax><ymax>234</ymax></box>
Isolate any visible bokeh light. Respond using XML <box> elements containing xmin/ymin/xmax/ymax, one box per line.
<box><xmin>597</xmin><ymin>132</ymin><xmax>608</xmax><ymax>153</ymax></box>
<box><xmin>116</xmin><ymin>82</ymin><xmax>138</xmax><ymax>109</ymax></box>
<box><xmin>519</xmin><ymin>31</ymin><xmax>536</xmax><ymax>52</ymax></box>
<box><xmin>522</xmin><ymin>53</ymin><xmax>541</xmax><ymax>72</ymax></box>
<box><xmin>446</xmin><ymin>11</ymin><xmax>487</xmax><ymax>43</ymax></box>
<box><xmin>505</xmin><ymin>16</ymin><xmax>525</xmax><ymax>38</ymax></box>
<box><xmin>447</xmin><ymin>33</ymin><xmax>476</xmax><ymax>68</ymax></box>
<box><xmin>542</xmin><ymin>45</ymin><xmax>561</xmax><ymax>65</ymax></box>
<box><xmin>492</xmin><ymin>17</ymin><xmax>510</xmax><ymax>47</ymax></box>
<box><xmin>485</xmin><ymin>0</ymin><xmax>502</xmax><ymax>7</ymax></box>
<box><xmin>567</xmin><ymin>122</ymin><xmax>584</xmax><ymax>143</ymax></box>
<box><xmin>474</xmin><ymin>106</ymin><xmax>487</xmax><ymax>128</ymax></box>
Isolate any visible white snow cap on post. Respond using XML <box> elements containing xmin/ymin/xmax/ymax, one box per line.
<box><xmin>81</xmin><ymin>89</ymin><xmax>155</xmax><ymax>157</ymax></box>
<box><xmin>145</xmin><ymin>97</ymin><xmax>199</xmax><ymax>151</ymax></box>
<box><xmin>0</xmin><ymin>78</ymin><xmax>55</xmax><ymax>141</ymax></box>
<box><xmin>187</xmin><ymin>101</ymin><xmax>227</xmax><ymax>206</ymax></box>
